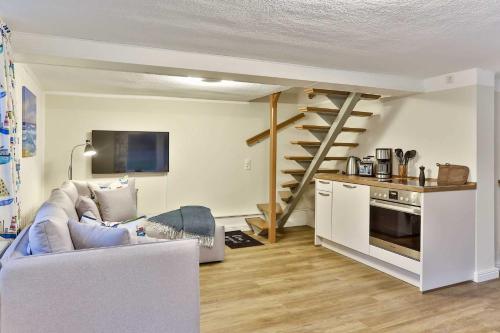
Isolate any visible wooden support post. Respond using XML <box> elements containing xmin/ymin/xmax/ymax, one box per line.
<box><xmin>268</xmin><ymin>92</ymin><xmax>281</xmax><ymax>243</ymax></box>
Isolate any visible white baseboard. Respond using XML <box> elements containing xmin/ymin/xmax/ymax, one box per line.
<box><xmin>473</xmin><ymin>268</ymin><xmax>499</xmax><ymax>282</ymax></box>
<box><xmin>215</xmin><ymin>209</ymin><xmax>314</xmax><ymax>232</ymax></box>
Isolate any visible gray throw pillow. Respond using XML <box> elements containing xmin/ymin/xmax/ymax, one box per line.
<box><xmin>68</xmin><ymin>219</ymin><xmax>134</xmax><ymax>250</ymax></box>
<box><xmin>47</xmin><ymin>188</ymin><xmax>79</xmax><ymax>220</ymax></box>
<box><xmin>94</xmin><ymin>187</ymin><xmax>137</xmax><ymax>222</ymax></box>
<box><xmin>60</xmin><ymin>181</ymin><xmax>79</xmax><ymax>204</ymax></box>
<box><xmin>29</xmin><ymin>203</ymin><xmax>75</xmax><ymax>254</ymax></box>
<box><xmin>76</xmin><ymin>196</ymin><xmax>102</xmax><ymax>220</ymax></box>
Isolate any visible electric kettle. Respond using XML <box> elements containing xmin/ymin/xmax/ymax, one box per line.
<box><xmin>345</xmin><ymin>156</ymin><xmax>361</xmax><ymax>175</ymax></box>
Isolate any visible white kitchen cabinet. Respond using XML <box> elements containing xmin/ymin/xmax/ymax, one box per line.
<box><xmin>315</xmin><ymin>187</ymin><xmax>333</xmax><ymax>241</ymax></box>
<box><xmin>331</xmin><ymin>182</ymin><xmax>370</xmax><ymax>254</ymax></box>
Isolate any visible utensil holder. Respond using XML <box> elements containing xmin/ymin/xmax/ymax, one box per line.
<box><xmin>398</xmin><ymin>164</ymin><xmax>408</xmax><ymax>178</ymax></box>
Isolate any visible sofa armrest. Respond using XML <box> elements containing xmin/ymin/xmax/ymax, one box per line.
<box><xmin>0</xmin><ymin>239</ymin><xmax>200</xmax><ymax>333</ymax></box>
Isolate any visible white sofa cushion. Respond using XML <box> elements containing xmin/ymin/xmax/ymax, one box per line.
<box><xmin>76</xmin><ymin>196</ymin><xmax>102</xmax><ymax>220</ymax></box>
<box><xmin>47</xmin><ymin>188</ymin><xmax>78</xmax><ymax>220</ymax></box>
<box><xmin>94</xmin><ymin>187</ymin><xmax>137</xmax><ymax>222</ymax></box>
<box><xmin>68</xmin><ymin>219</ymin><xmax>134</xmax><ymax>250</ymax></box>
<box><xmin>28</xmin><ymin>203</ymin><xmax>75</xmax><ymax>255</ymax></box>
<box><xmin>72</xmin><ymin>180</ymin><xmax>93</xmax><ymax>198</ymax></box>
<box><xmin>60</xmin><ymin>181</ymin><xmax>79</xmax><ymax>204</ymax></box>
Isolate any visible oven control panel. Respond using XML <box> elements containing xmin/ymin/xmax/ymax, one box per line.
<box><xmin>370</xmin><ymin>187</ymin><xmax>421</xmax><ymax>207</ymax></box>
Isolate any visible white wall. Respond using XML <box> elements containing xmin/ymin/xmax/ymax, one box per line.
<box><xmin>16</xmin><ymin>64</ymin><xmax>45</xmax><ymax>227</ymax></box>
<box><xmin>300</xmin><ymin>87</ymin><xmax>477</xmax><ymax>179</ymax></box>
<box><xmin>44</xmin><ymin>94</ymin><xmax>303</xmax><ymax>220</ymax></box>
<box><xmin>495</xmin><ymin>90</ymin><xmax>500</xmax><ymax>266</ymax></box>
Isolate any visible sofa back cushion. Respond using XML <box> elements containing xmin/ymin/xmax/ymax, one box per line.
<box><xmin>68</xmin><ymin>218</ymin><xmax>134</xmax><ymax>250</ymax></box>
<box><xmin>47</xmin><ymin>188</ymin><xmax>78</xmax><ymax>220</ymax></box>
<box><xmin>28</xmin><ymin>202</ymin><xmax>74</xmax><ymax>255</ymax></box>
<box><xmin>94</xmin><ymin>187</ymin><xmax>137</xmax><ymax>222</ymax></box>
<box><xmin>71</xmin><ymin>180</ymin><xmax>93</xmax><ymax>198</ymax></box>
<box><xmin>60</xmin><ymin>180</ymin><xmax>79</xmax><ymax>204</ymax></box>
<box><xmin>76</xmin><ymin>196</ymin><xmax>102</xmax><ymax>220</ymax></box>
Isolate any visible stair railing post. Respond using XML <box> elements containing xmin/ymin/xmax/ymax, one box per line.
<box><xmin>268</xmin><ymin>92</ymin><xmax>281</xmax><ymax>243</ymax></box>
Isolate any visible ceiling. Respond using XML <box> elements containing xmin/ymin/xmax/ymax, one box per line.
<box><xmin>28</xmin><ymin>64</ymin><xmax>287</xmax><ymax>101</ymax></box>
<box><xmin>2</xmin><ymin>0</ymin><xmax>500</xmax><ymax>78</ymax></box>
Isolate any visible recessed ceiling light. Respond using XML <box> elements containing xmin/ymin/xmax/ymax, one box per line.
<box><xmin>202</xmin><ymin>78</ymin><xmax>222</xmax><ymax>83</ymax></box>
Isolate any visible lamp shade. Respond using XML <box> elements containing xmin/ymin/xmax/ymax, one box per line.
<box><xmin>83</xmin><ymin>140</ymin><xmax>97</xmax><ymax>156</ymax></box>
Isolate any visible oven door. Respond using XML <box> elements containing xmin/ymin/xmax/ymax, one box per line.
<box><xmin>369</xmin><ymin>199</ymin><xmax>421</xmax><ymax>261</ymax></box>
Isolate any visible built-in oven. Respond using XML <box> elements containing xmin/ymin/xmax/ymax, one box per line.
<box><xmin>369</xmin><ymin>187</ymin><xmax>421</xmax><ymax>261</ymax></box>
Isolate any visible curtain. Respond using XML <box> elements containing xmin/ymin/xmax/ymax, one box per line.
<box><xmin>0</xmin><ymin>21</ymin><xmax>20</xmax><ymax>237</ymax></box>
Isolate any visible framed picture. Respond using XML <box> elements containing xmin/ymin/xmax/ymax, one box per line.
<box><xmin>22</xmin><ymin>86</ymin><xmax>36</xmax><ymax>157</ymax></box>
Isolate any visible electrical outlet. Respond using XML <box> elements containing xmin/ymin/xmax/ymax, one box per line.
<box><xmin>244</xmin><ymin>159</ymin><xmax>251</xmax><ymax>171</ymax></box>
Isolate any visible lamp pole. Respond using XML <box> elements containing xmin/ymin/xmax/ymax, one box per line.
<box><xmin>68</xmin><ymin>140</ymin><xmax>96</xmax><ymax>180</ymax></box>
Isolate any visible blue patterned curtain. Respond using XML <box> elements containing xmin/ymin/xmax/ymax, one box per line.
<box><xmin>0</xmin><ymin>21</ymin><xmax>20</xmax><ymax>237</ymax></box>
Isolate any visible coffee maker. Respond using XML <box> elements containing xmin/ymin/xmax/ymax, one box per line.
<box><xmin>375</xmin><ymin>148</ymin><xmax>392</xmax><ymax>180</ymax></box>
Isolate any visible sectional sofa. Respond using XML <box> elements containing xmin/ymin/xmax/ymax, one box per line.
<box><xmin>0</xmin><ymin>179</ymin><xmax>225</xmax><ymax>333</ymax></box>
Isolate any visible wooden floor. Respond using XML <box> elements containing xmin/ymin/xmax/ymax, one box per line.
<box><xmin>200</xmin><ymin>226</ymin><xmax>500</xmax><ymax>333</ymax></box>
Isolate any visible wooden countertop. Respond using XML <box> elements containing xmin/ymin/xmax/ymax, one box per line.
<box><xmin>315</xmin><ymin>174</ymin><xmax>477</xmax><ymax>193</ymax></box>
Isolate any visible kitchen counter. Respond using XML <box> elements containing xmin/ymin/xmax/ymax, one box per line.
<box><xmin>315</xmin><ymin>173</ymin><xmax>476</xmax><ymax>193</ymax></box>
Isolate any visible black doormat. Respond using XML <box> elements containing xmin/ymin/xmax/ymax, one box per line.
<box><xmin>225</xmin><ymin>230</ymin><xmax>264</xmax><ymax>249</ymax></box>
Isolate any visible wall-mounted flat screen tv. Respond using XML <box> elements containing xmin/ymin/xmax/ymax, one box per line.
<box><xmin>91</xmin><ymin>130</ymin><xmax>169</xmax><ymax>174</ymax></box>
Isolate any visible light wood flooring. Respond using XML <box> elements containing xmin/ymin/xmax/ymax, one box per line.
<box><xmin>200</xmin><ymin>226</ymin><xmax>500</xmax><ymax>333</ymax></box>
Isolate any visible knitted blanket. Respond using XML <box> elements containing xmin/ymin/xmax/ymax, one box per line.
<box><xmin>146</xmin><ymin>206</ymin><xmax>215</xmax><ymax>248</ymax></box>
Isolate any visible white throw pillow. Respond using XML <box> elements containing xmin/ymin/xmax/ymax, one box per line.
<box><xmin>28</xmin><ymin>203</ymin><xmax>75</xmax><ymax>254</ymax></box>
<box><xmin>76</xmin><ymin>196</ymin><xmax>102</xmax><ymax>220</ymax></box>
<box><xmin>68</xmin><ymin>218</ymin><xmax>134</xmax><ymax>250</ymax></box>
<box><xmin>89</xmin><ymin>178</ymin><xmax>136</xmax><ymax>204</ymax></box>
<box><xmin>94</xmin><ymin>187</ymin><xmax>137</xmax><ymax>222</ymax></box>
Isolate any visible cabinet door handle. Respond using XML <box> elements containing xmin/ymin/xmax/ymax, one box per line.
<box><xmin>342</xmin><ymin>184</ymin><xmax>357</xmax><ymax>189</ymax></box>
<box><xmin>319</xmin><ymin>181</ymin><xmax>330</xmax><ymax>184</ymax></box>
<box><xmin>318</xmin><ymin>192</ymin><xmax>330</xmax><ymax>196</ymax></box>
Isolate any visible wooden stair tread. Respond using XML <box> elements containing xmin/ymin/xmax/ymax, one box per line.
<box><xmin>304</xmin><ymin>88</ymin><xmax>381</xmax><ymax>100</ymax></box>
<box><xmin>257</xmin><ymin>203</ymin><xmax>283</xmax><ymax>215</ymax></box>
<box><xmin>285</xmin><ymin>155</ymin><xmax>347</xmax><ymax>161</ymax></box>
<box><xmin>291</xmin><ymin>140</ymin><xmax>359</xmax><ymax>147</ymax></box>
<box><xmin>299</xmin><ymin>107</ymin><xmax>373</xmax><ymax>117</ymax></box>
<box><xmin>282</xmin><ymin>169</ymin><xmax>339</xmax><ymax>175</ymax></box>
<box><xmin>296</xmin><ymin>125</ymin><xmax>366</xmax><ymax>133</ymax></box>
<box><xmin>281</xmin><ymin>180</ymin><xmax>314</xmax><ymax>189</ymax></box>
<box><xmin>278</xmin><ymin>191</ymin><xmax>293</xmax><ymax>203</ymax></box>
<box><xmin>245</xmin><ymin>217</ymin><xmax>268</xmax><ymax>230</ymax></box>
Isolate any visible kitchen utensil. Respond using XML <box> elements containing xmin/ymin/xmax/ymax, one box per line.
<box><xmin>436</xmin><ymin>163</ymin><xmax>469</xmax><ymax>185</ymax></box>
<box><xmin>406</xmin><ymin>150</ymin><xmax>416</xmax><ymax>164</ymax></box>
<box><xmin>419</xmin><ymin>166</ymin><xmax>426</xmax><ymax>186</ymax></box>
<box><xmin>345</xmin><ymin>156</ymin><xmax>361</xmax><ymax>175</ymax></box>
<box><xmin>395</xmin><ymin>148</ymin><xmax>404</xmax><ymax>164</ymax></box>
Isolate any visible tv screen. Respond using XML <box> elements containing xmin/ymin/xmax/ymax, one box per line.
<box><xmin>91</xmin><ymin>130</ymin><xmax>169</xmax><ymax>174</ymax></box>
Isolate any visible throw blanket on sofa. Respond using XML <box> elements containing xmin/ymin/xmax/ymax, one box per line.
<box><xmin>146</xmin><ymin>206</ymin><xmax>215</xmax><ymax>248</ymax></box>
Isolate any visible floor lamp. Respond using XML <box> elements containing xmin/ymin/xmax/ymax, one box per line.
<box><xmin>68</xmin><ymin>140</ymin><xmax>96</xmax><ymax>180</ymax></box>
